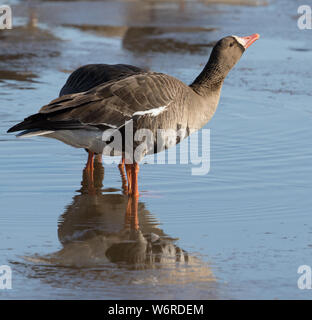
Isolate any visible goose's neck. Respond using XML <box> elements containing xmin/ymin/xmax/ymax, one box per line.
<box><xmin>190</xmin><ymin>61</ymin><xmax>227</xmax><ymax>96</ymax></box>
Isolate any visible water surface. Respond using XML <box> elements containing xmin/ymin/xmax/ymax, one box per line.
<box><xmin>1</xmin><ymin>0</ymin><xmax>312</xmax><ymax>299</ymax></box>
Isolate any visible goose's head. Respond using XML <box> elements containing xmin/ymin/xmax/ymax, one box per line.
<box><xmin>209</xmin><ymin>33</ymin><xmax>260</xmax><ymax>73</ymax></box>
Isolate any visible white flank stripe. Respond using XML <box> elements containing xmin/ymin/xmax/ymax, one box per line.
<box><xmin>100</xmin><ymin>122</ymin><xmax>117</xmax><ymax>128</ymax></box>
<box><xmin>16</xmin><ymin>130</ymin><xmax>55</xmax><ymax>138</ymax></box>
<box><xmin>133</xmin><ymin>105</ymin><xmax>167</xmax><ymax>117</ymax></box>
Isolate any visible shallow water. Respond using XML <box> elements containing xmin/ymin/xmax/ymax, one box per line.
<box><xmin>1</xmin><ymin>0</ymin><xmax>312</xmax><ymax>299</ymax></box>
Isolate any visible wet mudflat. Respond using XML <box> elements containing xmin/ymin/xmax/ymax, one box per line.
<box><xmin>1</xmin><ymin>0</ymin><xmax>312</xmax><ymax>299</ymax></box>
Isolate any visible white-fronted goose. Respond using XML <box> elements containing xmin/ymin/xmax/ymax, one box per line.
<box><xmin>8</xmin><ymin>34</ymin><xmax>260</xmax><ymax>197</ymax></box>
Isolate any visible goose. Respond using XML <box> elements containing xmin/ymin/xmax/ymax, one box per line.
<box><xmin>7</xmin><ymin>34</ymin><xmax>260</xmax><ymax>197</ymax></box>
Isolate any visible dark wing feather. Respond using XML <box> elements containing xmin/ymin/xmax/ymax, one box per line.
<box><xmin>59</xmin><ymin>64</ymin><xmax>145</xmax><ymax>96</ymax></box>
<box><xmin>7</xmin><ymin>72</ymin><xmax>182</xmax><ymax>133</ymax></box>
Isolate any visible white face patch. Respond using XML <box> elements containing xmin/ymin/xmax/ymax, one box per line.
<box><xmin>133</xmin><ymin>105</ymin><xmax>167</xmax><ymax>117</ymax></box>
<box><xmin>232</xmin><ymin>35</ymin><xmax>247</xmax><ymax>48</ymax></box>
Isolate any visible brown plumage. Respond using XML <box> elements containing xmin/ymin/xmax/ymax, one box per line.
<box><xmin>59</xmin><ymin>63</ymin><xmax>145</xmax><ymax>96</ymax></box>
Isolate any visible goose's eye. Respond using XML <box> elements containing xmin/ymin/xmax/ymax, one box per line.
<box><xmin>229</xmin><ymin>42</ymin><xmax>234</xmax><ymax>47</ymax></box>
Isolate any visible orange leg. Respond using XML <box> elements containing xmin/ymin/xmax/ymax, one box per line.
<box><xmin>86</xmin><ymin>151</ymin><xmax>94</xmax><ymax>174</ymax></box>
<box><xmin>130</xmin><ymin>162</ymin><xmax>140</xmax><ymax>197</ymax></box>
<box><xmin>83</xmin><ymin>151</ymin><xmax>95</xmax><ymax>193</ymax></box>
<box><xmin>118</xmin><ymin>156</ymin><xmax>128</xmax><ymax>194</ymax></box>
<box><xmin>125</xmin><ymin>163</ymin><xmax>132</xmax><ymax>195</ymax></box>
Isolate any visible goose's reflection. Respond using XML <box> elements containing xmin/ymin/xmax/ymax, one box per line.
<box><xmin>55</xmin><ymin>162</ymin><xmax>190</xmax><ymax>270</ymax></box>
<box><xmin>24</xmin><ymin>162</ymin><xmax>216</xmax><ymax>295</ymax></box>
